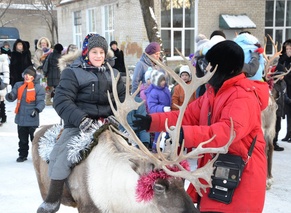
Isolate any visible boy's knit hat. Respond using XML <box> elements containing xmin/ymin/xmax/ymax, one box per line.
<box><xmin>179</xmin><ymin>65</ymin><xmax>191</xmax><ymax>77</ymax></box>
<box><xmin>23</xmin><ymin>66</ymin><xmax>36</xmax><ymax>78</ymax></box>
<box><xmin>151</xmin><ymin>69</ymin><xmax>165</xmax><ymax>86</ymax></box>
<box><xmin>145</xmin><ymin>42</ymin><xmax>161</xmax><ymax>55</ymax></box>
<box><xmin>82</xmin><ymin>33</ymin><xmax>108</xmax><ymax>65</ymax></box>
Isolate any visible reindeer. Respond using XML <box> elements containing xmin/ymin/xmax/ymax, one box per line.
<box><xmin>32</xmin><ymin>50</ymin><xmax>235</xmax><ymax>212</ymax></box>
<box><xmin>262</xmin><ymin>35</ymin><xmax>291</xmax><ymax>189</ymax></box>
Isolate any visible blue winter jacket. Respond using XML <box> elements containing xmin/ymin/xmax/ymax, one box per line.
<box><xmin>5</xmin><ymin>79</ymin><xmax>45</xmax><ymax>126</ymax></box>
<box><xmin>145</xmin><ymin>84</ymin><xmax>171</xmax><ymax>113</ymax></box>
<box><xmin>53</xmin><ymin>56</ymin><xmax>126</xmax><ymax>128</ymax></box>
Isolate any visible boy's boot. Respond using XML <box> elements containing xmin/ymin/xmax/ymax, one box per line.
<box><xmin>37</xmin><ymin>179</ymin><xmax>65</xmax><ymax>213</ymax></box>
<box><xmin>0</xmin><ymin>101</ymin><xmax>6</xmax><ymax>124</ymax></box>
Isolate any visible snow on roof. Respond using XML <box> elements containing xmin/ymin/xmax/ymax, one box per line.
<box><xmin>60</xmin><ymin>0</ymin><xmax>75</xmax><ymax>4</ymax></box>
<box><xmin>219</xmin><ymin>14</ymin><xmax>256</xmax><ymax>29</ymax></box>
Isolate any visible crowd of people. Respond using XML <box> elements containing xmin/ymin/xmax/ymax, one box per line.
<box><xmin>0</xmin><ymin>31</ymin><xmax>290</xmax><ymax>213</ymax></box>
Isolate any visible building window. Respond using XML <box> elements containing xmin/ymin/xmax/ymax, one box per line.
<box><xmin>103</xmin><ymin>4</ymin><xmax>114</xmax><ymax>43</ymax></box>
<box><xmin>87</xmin><ymin>8</ymin><xmax>97</xmax><ymax>33</ymax></box>
<box><xmin>265</xmin><ymin>0</ymin><xmax>291</xmax><ymax>54</ymax></box>
<box><xmin>74</xmin><ymin>11</ymin><xmax>82</xmax><ymax>49</ymax></box>
<box><xmin>161</xmin><ymin>0</ymin><xmax>195</xmax><ymax>58</ymax></box>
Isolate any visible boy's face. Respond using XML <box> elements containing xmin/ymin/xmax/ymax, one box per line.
<box><xmin>4</xmin><ymin>44</ymin><xmax>9</xmax><ymax>49</ymax></box>
<box><xmin>24</xmin><ymin>74</ymin><xmax>34</xmax><ymax>83</ymax></box>
<box><xmin>88</xmin><ymin>47</ymin><xmax>105</xmax><ymax>67</ymax></box>
<box><xmin>180</xmin><ymin>72</ymin><xmax>190</xmax><ymax>82</ymax></box>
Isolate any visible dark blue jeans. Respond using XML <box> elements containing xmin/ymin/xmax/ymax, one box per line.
<box><xmin>17</xmin><ymin>125</ymin><xmax>37</xmax><ymax>157</ymax></box>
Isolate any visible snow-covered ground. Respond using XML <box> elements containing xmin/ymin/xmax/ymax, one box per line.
<box><xmin>0</xmin><ymin>100</ymin><xmax>290</xmax><ymax>213</ymax></box>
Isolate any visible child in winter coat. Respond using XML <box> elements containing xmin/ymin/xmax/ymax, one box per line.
<box><xmin>145</xmin><ymin>69</ymin><xmax>171</xmax><ymax>152</ymax></box>
<box><xmin>0</xmin><ymin>53</ymin><xmax>10</xmax><ymax>126</ymax></box>
<box><xmin>5</xmin><ymin>66</ymin><xmax>45</xmax><ymax>162</ymax></box>
<box><xmin>37</xmin><ymin>33</ymin><xmax>126</xmax><ymax>213</ymax></box>
<box><xmin>171</xmin><ymin>65</ymin><xmax>196</xmax><ymax>110</ymax></box>
<box><xmin>1</xmin><ymin>41</ymin><xmax>12</xmax><ymax>58</ymax></box>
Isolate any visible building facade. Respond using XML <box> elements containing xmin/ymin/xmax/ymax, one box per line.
<box><xmin>0</xmin><ymin>1</ymin><xmax>57</xmax><ymax>53</ymax></box>
<box><xmin>57</xmin><ymin>0</ymin><xmax>268</xmax><ymax>68</ymax></box>
<box><xmin>1</xmin><ymin>0</ymin><xmax>290</xmax><ymax>69</ymax></box>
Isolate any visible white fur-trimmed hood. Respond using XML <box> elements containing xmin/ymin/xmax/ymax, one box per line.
<box><xmin>58</xmin><ymin>49</ymin><xmax>115</xmax><ymax>72</ymax></box>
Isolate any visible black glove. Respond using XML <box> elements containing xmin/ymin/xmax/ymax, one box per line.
<box><xmin>79</xmin><ymin>117</ymin><xmax>94</xmax><ymax>132</ymax></box>
<box><xmin>133</xmin><ymin>114</ymin><xmax>152</xmax><ymax>131</ymax></box>
<box><xmin>30</xmin><ymin>108</ymin><xmax>40</xmax><ymax>117</ymax></box>
<box><xmin>7</xmin><ymin>93</ymin><xmax>13</xmax><ymax>100</ymax></box>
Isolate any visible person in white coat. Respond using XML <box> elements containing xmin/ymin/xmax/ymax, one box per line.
<box><xmin>0</xmin><ymin>53</ymin><xmax>10</xmax><ymax>126</ymax></box>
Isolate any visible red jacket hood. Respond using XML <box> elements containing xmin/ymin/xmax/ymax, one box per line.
<box><xmin>215</xmin><ymin>73</ymin><xmax>269</xmax><ymax>111</ymax></box>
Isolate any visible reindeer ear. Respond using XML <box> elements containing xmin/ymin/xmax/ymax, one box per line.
<box><xmin>128</xmin><ymin>158</ymin><xmax>155</xmax><ymax>176</ymax></box>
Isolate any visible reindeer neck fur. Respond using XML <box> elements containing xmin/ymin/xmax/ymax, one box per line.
<box><xmin>82</xmin><ymin>130</ymin><xmax>160</xmax><ymax>213</ymax></box>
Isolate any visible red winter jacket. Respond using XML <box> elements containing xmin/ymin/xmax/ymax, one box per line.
<box><xmin>149</xmin><ymin>73</ymin><xmax>269</xmax><ymax>213</ymax></box>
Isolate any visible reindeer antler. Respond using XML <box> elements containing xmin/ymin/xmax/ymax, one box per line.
<box><xmin>107</xmin><ymin>48</ymin><xmax>235</xmax><ymax>196</ymax></box>
<box><xmin>263</xmin><ymin>34</ymin><xmax>283</xmax><ymax>80</ymax></box>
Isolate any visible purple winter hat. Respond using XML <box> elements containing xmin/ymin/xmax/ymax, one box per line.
<box><xmin>145</xmin><ymin>42</ymin><xmax>161</xmax><ymax>55</ymax></box>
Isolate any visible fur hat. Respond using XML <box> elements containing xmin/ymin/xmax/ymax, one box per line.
<box><xmin>179</xmin><ymin>65</ymin><xmax>191</xmax><ymax>77</ymax></box>
<box><xmin>205</xmin><ymin>40</ymin><xmax>244</xmax><ymax>91</ymax></box>
<box><xmin>151</xmin><ymin>70</ymin><xmax>165</xmax><ymax>86</ymax></box>
<box><xmin>54</xmin><ymin>43</ymin><xmax>64</xmax><ymax>53</ymax></box>
<box><xmin>145</xmin><ymin>42</ymin><xmax>161</xmax><ymax>55</ymax></box>
<box><xmin>82</xmin><ymin>33</ymin><xmax>108</xmax><ymax>65</ymax></box>
<box><xmin>23</xmin><ymin>66</ymin><xmax>36</xmax><ymax>78</ymax></box>
<box><xmin>144</xmin><ymin>68</ymin><xmax>152</xmax><ymax>82</ymax></box>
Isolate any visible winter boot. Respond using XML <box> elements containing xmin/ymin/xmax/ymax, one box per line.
<box><xmin>281</xmin><ymin>131</ymin><xmax>291</xmax><ymax>141</ymax></box>
<box><xmin>273</xmin><ymin>141</ymin><xmax>284</xmax><ymax>151</ymax></box>
<box><xmin>0</xmin><ymin>101</ymin><xmax>6</xmax><ymax>124</ymax></box>
<box><xmin>37</xmin><ymin>179</ymin><xmax>65</xmax><ymax>213</ymax></box>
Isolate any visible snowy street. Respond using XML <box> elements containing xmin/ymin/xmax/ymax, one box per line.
<box><xmin>0</xmin><ymin>100</ymin><xmax>290</xmax><ymax>213</ymax></box>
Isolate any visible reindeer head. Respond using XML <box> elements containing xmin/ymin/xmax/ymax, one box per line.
<box><xmin>106</xmin><ymin>48</ymin><xmax>235</xmax><ymax>211</ymax></box>
<box><xmin>263</xmin><ymin>34</ymin><xmax>291</xmax><ymax>86</ymax></box>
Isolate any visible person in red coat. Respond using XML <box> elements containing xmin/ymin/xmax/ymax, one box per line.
<box><xmin>133</xmin><ymin>40</ymin><xmax>269</xmax><ymax>213</ymax></box>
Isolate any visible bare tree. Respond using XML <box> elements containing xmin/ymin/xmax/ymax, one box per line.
<box><xmin>0</xmin><ymin>0</ymin><xmax>13</xmax><ymax>25</ymax></box>
<box><xmin>139</xmin><ymin>0</ymin><xmax>167</xmax><ymax>62</ymax></box>
<box><xmin>27</xmin><ymin>0</ymin><xmax>59</xmax><ymax>44</ymax></box>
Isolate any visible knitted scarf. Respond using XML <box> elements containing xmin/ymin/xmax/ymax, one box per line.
<box><xmin>15</xmin><ymin>81</ymin><xmax>36</xmax><ymax>114</ymax></box>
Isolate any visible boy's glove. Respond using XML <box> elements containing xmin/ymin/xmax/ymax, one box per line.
<box><xmin>79</xmin><ymin>117</ymin><xmax>94</xmax><ymax>132</ymax></box>
<box><xmin>133</xmin><ymin>114</ymin><xmax>152</xmax><ymax>131</ymax></box>
<box><xmin>7</xmin><ymin>93</ymin><xmax>13</xmax><ymax>100</ymax></box>
<box><xmin>30</xmin><ymin>108</ymin><xmax>40</xmax><ymax>117</ymax></box>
